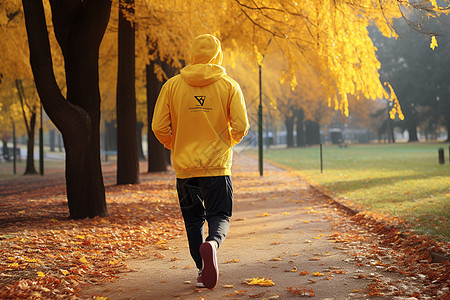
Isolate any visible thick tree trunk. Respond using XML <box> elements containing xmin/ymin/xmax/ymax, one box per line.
<box><xmin>22</xmin><ymin>0</ymin><xmax>111</xmax><ymax>218</ymax></box>
<box><xmin>117</xmin><ymin>0</ymin><xmax>139</xmax><ymax>184</ymax></box>
<box><xmin>24</xmin><ymin>112</ymin><xmax>37</xmax><ymax>175</ymax></box>
<box><xmin>285</xmin><ymin>117</ymin><xmax>295</xmax><ymax>148</ymax></box>
<box><xmin>64</xmin><ymin>131</ymin><xmax>106</xmax><ymax>218</ymax></box>
<box><xmin>146</xmin><ymin>61</ymin><xmax>167</xmax><ymax>172</ymax></box>
<box><xmin>295</xmin><ymin>109</ymin><xmax>306</xmax><ymax>147</ymax></box>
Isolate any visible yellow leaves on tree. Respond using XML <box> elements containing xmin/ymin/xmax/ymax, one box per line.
<box><xmin>430</xmin><ymin>35</ymin><xmax>438</xmax><ymax>50</ymax></box>
<box><xmin>384</xmin><ymin>82</ymin><xmax>404</xmax><ymax>120</ymax></box>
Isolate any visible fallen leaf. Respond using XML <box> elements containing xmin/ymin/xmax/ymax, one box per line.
<box><xmin>224</xmin><ymin>259</ymin><xmax>239</xmax><ymax>264</ymax></box>
<box><xmin>244</xmin><ymin>277</ymin><xmax>275</xmax><ymax>286</ymax></box>
<box><xmin>257</xmin><ymin>212</ymin><xmax>271</xmax><ymax>217</ymax></box>
<box><xmin>60</xmin><ymin>269</ymin><xmax>69</xmax><ymax>276</ymax></box>
<box><xmin>299</xmin><ymin>271</ymin><xmax>309</xmax><ymax>275</ymax></box>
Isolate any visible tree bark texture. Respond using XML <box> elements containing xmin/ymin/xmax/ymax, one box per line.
<box><xmin>146</xmin><ymin>60</ymin><xmax>168</xmax><ymax>172</ymax></box>
<box><xmin>116</xmin><ymin>0</ymin><xmax>139</xmax><ymax>184</ymax></box>
<box><xmin>22</xmin><ymin>0</ymin><xmax>111</xmax><ymax>218</ymax></box>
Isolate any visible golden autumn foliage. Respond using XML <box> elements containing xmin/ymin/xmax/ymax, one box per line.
<box><xmin>1</xmin><ymin>0</ymin><xmax>449</xmax><ymax>133</ymax></box>
<box><xmin>126</xmin><ymin>0</ymin><xmax>449</xmax><ymax>122</ymax></box>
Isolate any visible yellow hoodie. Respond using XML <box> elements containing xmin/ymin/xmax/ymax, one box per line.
<box><xmin>152</xmin><ymin>34</ymin><xmax>249</xmax><ymax>179</ymax></box>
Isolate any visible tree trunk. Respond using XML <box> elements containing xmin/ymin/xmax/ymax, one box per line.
<box><xmin>15</xmin><ymin>79</ymin><xmax>38</xmax><ymax>174</ymax></box>
<box><xmin>285</xmin><ymin>117</ymin><xmax>295</xmax><ymax>148</ymax></box>
<box><xmin>305</xmin><ymin>120</ymin><xmax>321</xmax><ymax>145</ymax></box>
<box><xmin>49</xmin><ymin>129</ymin><xmax>55</xmax><ymax>152</ymax></box>
<box><xmin>116</xmin><ymin>0</ymin><xmax>139</xmax><ymax>184</ymax></box>
<box><xmin>146</xmin><ymin>60</ymin><xmax>168</xmax><ymax>172</ymax></box>
<box><xmin>387</xmin><ymin>118</ymin><xmax>395</xmax><ymax>143</ymax></box>
<box><xmin>137</xmin><ymin>121</ymin><xmax>146</xmax><ymax>161</ymax></box>
<box><xmin>22</xmin><ymin>0</ymin><xmax>111</xmax><ymax>218</ymax></box>
<box><xmin>2</xmin><ymin>140</ymin><xmax>8</xmax><ymax>160</ymax></box>
<box><xmin>295</xmin><ymin>109</ymin><xmax>306</xmax><ymax>147</ymax></box>
<box><xmin>407</xmin><ymin>122</ymin><xmax>419</xmax><ymax>142</ymax></box>
<box><xmin>58</xmin><ymin>133</ymin><xmax>63</xmax><ymax>152</ymax></box>
<box><xmin>24</xmin><ymin>112</ymin><xmax>37</xmax><ymax>175</ymax></box>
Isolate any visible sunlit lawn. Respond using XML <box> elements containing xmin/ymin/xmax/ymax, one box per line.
<box><xmin>258</xmin><ymin>143</ymin><xmax>450</xmax><ymax>241</ymax></box>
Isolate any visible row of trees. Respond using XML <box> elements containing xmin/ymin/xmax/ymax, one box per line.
<box><xmin>374</xmin><ymin>12</ymin><xmax>450</xmax><ymax>142</ymax></box>
<box><xmin>0</xmin><ymin>0</ymin><xmax>448</xmax><ymax>218</ymax></box>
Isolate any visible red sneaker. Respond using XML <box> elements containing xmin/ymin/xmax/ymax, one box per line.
<box><xmin>199</xmin><ymin>241</ymin><xmax>218</xmax><ymax>289</ymax></box>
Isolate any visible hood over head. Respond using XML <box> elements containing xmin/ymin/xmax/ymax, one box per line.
<box><xmin>180</xmin><ymin>34</ymin><xmax>226</xmax><ymax>87</ymax></box>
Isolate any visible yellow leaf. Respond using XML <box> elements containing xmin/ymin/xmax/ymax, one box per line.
<box><xmin>245</xmin><ymin>277</ymin><xmax>275</xmax><ymax>286</ymax></box>
<box><xmin>76</xmin><ymin>235</ymin><xmax>85</xmax><ymax>239</ymax></box>
<box><xmin>313</xmin><ymin>272</ymin><xmax>324</xmax><ymax>276</ymax></box>
<box><xmin>60</xmin><ymin>269</ymin><xmax>69</xmax><ymax>276</ymax></box>
<box><xmin>257</xmin><ymin>212</ymin><xmax>271</xmax><ymax>217</ymax></box>
<box><xmin>282</xmin><ymin>212</ymin><xmax>291</xmax><ymax>215</ymax></box>
<box><xmin>430</xmin><ymin>0</ymin><xmax>438</xmax><ymax>9</ymax></box>
<box><xmin>80</xmin><ymin>257</ymin><xmax>88</xmax><ymax>264</ymax></box>
<box><xmin>430</xmin><ymin>36</ymin><xmax>438</xmax><ymax>50</ymax></box>
<box><xmin>37</xmin><ymin>271</ymin><xmax>45</xmax><ymax>277</ymax></box>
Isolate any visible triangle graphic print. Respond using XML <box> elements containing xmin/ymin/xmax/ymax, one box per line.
<box><xmin>194</xmin><ymin>96</ymin><xmax>206</xmax><ymax>106</ymax></box>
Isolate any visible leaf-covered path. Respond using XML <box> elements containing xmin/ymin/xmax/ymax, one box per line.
<box><xmin>82</xmin><ymin>153</ymin><xmax>449</xmax><ymax>299</ymax></box>
<box><xmin>0</xmin><ymin>153</ymin><xmax>448</xmax><ymax>299</ymax></box>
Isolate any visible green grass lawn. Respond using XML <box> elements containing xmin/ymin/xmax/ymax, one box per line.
<box><xmin>259</xmin><ymin>143</ymin><xmax>450</xmax><ymax>241</ymax></box>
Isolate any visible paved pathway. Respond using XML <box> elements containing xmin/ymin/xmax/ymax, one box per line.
<box><xmin>81</xmin><ymin>152</ymin><xmax>414</xmax><ymax>299</ymax></box>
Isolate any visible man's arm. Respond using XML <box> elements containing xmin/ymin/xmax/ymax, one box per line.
<box><xmin>152</xmin><ymin>84</ymin><xmax>172</xmax><ymax>149</ymax></box>
<box><xmin>229</xmin><ymin>84</ymin><xmax>250</xmax><ymax>146</ymax></box>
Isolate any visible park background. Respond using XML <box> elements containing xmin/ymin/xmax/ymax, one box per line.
<box><xmin>0</xmin><ymin>0</ymin><xmax>449</xmax><ymax>298</ymax></box>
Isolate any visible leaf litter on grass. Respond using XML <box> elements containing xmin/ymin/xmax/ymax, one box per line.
<box><xmin>0</xmin><ymin>172</ymin><xmax>184</xmax><ymax>299</ymax></box>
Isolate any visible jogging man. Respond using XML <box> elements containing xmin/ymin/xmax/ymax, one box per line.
<box><xmin>152</xmin><ymin>34</ymin><xmax>249</xmax><ymax>289</ymax></box>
